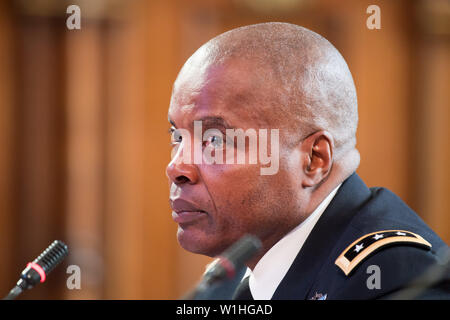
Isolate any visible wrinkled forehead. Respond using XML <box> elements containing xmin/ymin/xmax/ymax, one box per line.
<box><xmin>169</xmin><ymin>55</ymin><xmax>281</xmax><ymax>129</ymax></box>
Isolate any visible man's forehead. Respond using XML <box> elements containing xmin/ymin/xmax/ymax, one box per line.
<box><xmin>168</xmin><ymin>90</ymin><xmax>272</xmax><ymax>130</ymax></box>
<box><xmin>173</xmin><ymin>58</ymin><xmax>257</xmax><ymax>99</ymax></box>
<box><xmin>169</xmin><ymin>59</ymin><xmax>276</xmax><ymax>128</ymax></box>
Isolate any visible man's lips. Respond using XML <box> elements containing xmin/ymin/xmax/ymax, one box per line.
<box><xmin>171</xmin><ymin>210</ymin><xmax>207</xmax><ymax>224</ymax></box>
<box><xmin>170</xmin><ymin>198</ymin><xmax>208</xmax><ymax>224</ymax></box>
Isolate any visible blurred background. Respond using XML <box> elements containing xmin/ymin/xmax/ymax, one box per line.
<box><xmin>0</xmin><ymin>0</ymin><xmax>448</xmax><ymax>299</ymax></box>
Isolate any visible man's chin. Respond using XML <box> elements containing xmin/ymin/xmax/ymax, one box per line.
<box><xmin>176</xmin><ymin>227</ymin><xmax>220</xmax><ymax>257</ymax></box>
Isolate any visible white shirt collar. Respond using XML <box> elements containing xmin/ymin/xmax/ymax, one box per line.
<box><xmin>244</xmin><ymin>184</ymin><xmax>342</xmax><ymax>300</ymax></box>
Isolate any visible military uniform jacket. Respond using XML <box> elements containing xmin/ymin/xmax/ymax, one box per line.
<box><xmin>237</xmin><ymin>173</ymin><xmax>450</xmax><ymax>300</ymax></box>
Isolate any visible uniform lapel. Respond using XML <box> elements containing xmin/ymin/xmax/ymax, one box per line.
<box><xmin>271</xmin><ymin>173</ymin><xmax>372</xmax><ymax>300</ymax></box>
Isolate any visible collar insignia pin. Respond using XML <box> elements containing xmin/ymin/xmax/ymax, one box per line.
<box><xmin>310</xmin><ymin>292</ymin><xmax>328</xmax><ymax>300</ymax></box>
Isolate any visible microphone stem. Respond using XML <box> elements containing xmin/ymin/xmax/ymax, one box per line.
<box><xmin>3</xmin><ymin>286</ymin><xmax>23</xmax><ymax>300</ymax></box>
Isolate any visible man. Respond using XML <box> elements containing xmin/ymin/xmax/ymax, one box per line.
<box><xmin>166</xmin><ymin>22</ymin><xmax>449</xmax><ymax>299</ymax></box>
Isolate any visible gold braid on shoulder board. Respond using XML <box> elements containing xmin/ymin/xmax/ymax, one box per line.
<box><xmin>335</xmin><ymin>230</ymin><xmax>431</xmax><ymax>276</ymax></box>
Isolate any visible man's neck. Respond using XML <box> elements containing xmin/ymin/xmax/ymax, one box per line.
<box><xmin>245</xmin><ymin>179</ymin><xmax>344</xmax><ymax>271</ymax></box>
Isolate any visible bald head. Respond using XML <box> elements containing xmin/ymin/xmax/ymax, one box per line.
<box><xmin>173</xmin><ymin>22</ymin><xmax>359</xmax><ymax>161</ymax></box>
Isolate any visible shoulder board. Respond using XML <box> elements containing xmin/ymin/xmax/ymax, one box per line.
<box><xmin>335</xmin><ymin>230</ymin><xmax>431</xmax><ymax>276</ymax></box>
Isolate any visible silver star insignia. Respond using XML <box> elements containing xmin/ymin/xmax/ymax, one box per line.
<box><xmin>396</xmin><ymin>231</ymin><xmax>406</xmax><ymax>236</ymax></box>
<box><xmin>373</xmin><ymin>234</ymin><xmax>384</xmax><ymax>240</ymax></box>
<box><xmin>354</xmin><ymin>244</ymin><xmax>364</xmax><ymax>253</ymax></box>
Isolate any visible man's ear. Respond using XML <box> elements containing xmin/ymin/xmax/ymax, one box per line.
<box><xmin>301</xmin><ymin>131</ymin><xmax>334</xmax><ymax>188</ymax></box>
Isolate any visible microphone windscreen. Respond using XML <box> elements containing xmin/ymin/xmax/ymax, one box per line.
<box><xmin>33</xmin><ymin>240</ymin><xmax>69</xmax><ymax>275</ymax></box>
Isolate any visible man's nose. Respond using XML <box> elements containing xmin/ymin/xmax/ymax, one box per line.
<box><xmin>166</xmin><ymin>149</ymin><xmax>199</xmax><ymax>185</ymax></box>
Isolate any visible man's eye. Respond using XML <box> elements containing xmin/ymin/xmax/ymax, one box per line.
<box><xmin>170</xmin><ymin>128</ymin><xmax>182</xmax><ymax>144</ymax></box>
<box><xmin>209</xmin><ymin>135</ymin><xmax>223</xmax><ymax>148</ymax></box>
<box><xmin>204</xmin><ymin>134</ymin><xmax>224</xmax><ymax>149</ymax></box>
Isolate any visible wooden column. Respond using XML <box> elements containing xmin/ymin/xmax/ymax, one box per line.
<box><xmin>63</xmin><ymin>0</ymin><xmax>133</xmax><ymax>299</ymax></box>
<box><xmin>103</xmin><ymin>0</ymin><xmax>181</xmax><ymax>299</ymax></box>
<box><xmin>12</xmin><ymin>11</ymin><xmax>67</xmax><ymax>299</ymax></box>
<box><xmin>412</xmin><ymin>0</ymin><xmax>450</xmax><ymax>243</ymax></box>
<box><xmin>64</xmin><ymin>20</ymin><xmax>106</xmax><ymax>300</ymax></box>
<box><xmin>0</xmin><ymin>1</ymin><xmax>17</xmax><ymax>295</ymax></box>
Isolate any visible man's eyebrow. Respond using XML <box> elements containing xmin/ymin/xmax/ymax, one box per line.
<box><xmin>168</xmin><ymin>116</ymin><xmax>233</xmax><ymax>129</ymax></box>
<box><xmin>197</xmin><ymin>116</ymin><xmax>233</xmax><ymax>128</ymax></box>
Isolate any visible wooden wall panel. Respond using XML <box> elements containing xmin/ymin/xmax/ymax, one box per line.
<box><xmin>0</xmin><ymin>1</ymin><xmax>16</xmax><ymax>295</ymax></box>
<box><xmin>417</xmin><ymin>41</ymin><xmax>450</xmax><ymax>243</ymax></box>
<box><xmin>14</xmin><ymin>16</ymin><xmax>67</xmax><ymax>299</ymax></box>
<box><xmin>413</xmin><ymin>14</ymin><xmax>450</xmax><ymax>244</ymax></box>
<box><xmin>349</xmin><ymin>0</ymin><xmax>414</xmax><ymax>205</ymax></box>
<box><xmin>103</xmin><ymin>0</ymin><xmax>181</xmax><ymax>299</ymax></box>
<box><xmin>141</xmin><ymin>0</ymin><xmax>182</xmax><ymax>299</ymax></box>
<box><xmin>64</xmin><ymin>22</ymin><xmax>106</xmax><ymax>299</ymax></box>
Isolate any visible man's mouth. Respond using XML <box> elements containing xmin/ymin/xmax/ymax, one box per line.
<box><xmin>171</xmin><ymin>210</ymin><xmax>207</xmax><ymax>224</ymax></box>
<box><xmin>170</xmin><ymin>198</ymin><xmax>208</xmax><ymax>224</ymax></box>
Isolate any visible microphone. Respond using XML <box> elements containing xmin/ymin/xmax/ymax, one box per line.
<box><xmin>183</xmin><ymin>234</ymin><xmax>262</xmax><ymax>299</ymax></box>
<box><xmin>203</xmin><ymin>235</ymin><xmax>262</xmax><ymax>285</ymax></box>
<box><xmin>3</xmin><ymin>240</ymin><xmax>69</xmax><ymax>300</ymax></box>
